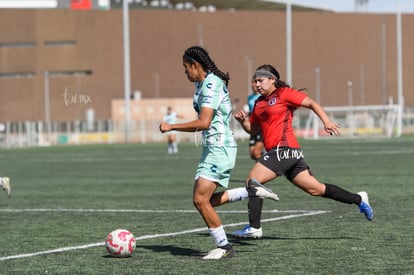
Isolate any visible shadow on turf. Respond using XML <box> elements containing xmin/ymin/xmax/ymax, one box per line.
<box><xmin>138</xmin><ymin>234</ymin><xmax>359</xmax><ymax>258</ymax></box>
<box><xmin>140</xmin><ymin>245</ymin><xmax>203</xmax><ymax>257</ymax></box>
<box><xmin>231</xmin><ymin>236</ymin><xmax>359</xmax><ymax>241</ymax></box>
<box><xmin>200</xmin><ymin>232</ymin><xmax>358</xmax><ymax>242</ymax></box>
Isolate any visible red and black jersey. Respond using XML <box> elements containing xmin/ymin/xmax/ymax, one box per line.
<box><xmin>250</xmin><ymin>87</ymin><xmax>307</xmax><ymax>151</ymax></box>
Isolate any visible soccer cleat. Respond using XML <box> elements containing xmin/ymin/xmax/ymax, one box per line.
<box><xmin>247</xmin><ymin>179</ymin><xmax>279</xmax><ymax>201</ymax></box>
<box><xmin>231</xmin><ymin>225</ymin><xmax>263</xmax><ymax>239</ymax></box>
<box><xmin>1</xmin><ymin>177</ymin><xmax>11</xmax><ymax>197</ymax></box>
<box><xmin>357</xmin><ymin>191</ymin><xmax>373</xmax><ymax>221</ymax></box>
<box><xmin>202</xmin><ymin>247</ymin><xmax>235</xmax><ymax>260</ymax></box>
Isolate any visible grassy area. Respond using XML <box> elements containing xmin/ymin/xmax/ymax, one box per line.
<box><xmin>0</xmin><ymin>138</ymin><xmax>413</xmax><ymax>274</ymax></box>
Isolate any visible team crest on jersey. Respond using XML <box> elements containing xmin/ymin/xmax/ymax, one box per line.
<box><xmin>210</xmin><ymin>164</ymin><xmax>218</xmax><ymax>173</ymax></box>
<box><xmin>268</xmin><ymin>97</ymin><xmax>277</xmax><ymax>105</ymax></box>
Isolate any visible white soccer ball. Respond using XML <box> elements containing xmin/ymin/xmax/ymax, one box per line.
<box><xmin>105</xmin><ymin>229</ymin><xmax>136</xmax><ymax>258</ymax></box>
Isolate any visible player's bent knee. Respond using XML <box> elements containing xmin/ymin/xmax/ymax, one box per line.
<box><xmin>193</xmin><ymin>195</ymin><xmax>210</xmax><ymax>210</ymax></box>
<box><xmin>246</xmin><ymin>178</ymin><xmax>259</xmax><ymax>188</ymax></box>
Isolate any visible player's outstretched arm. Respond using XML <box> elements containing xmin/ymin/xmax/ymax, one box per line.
<box><xmin>160</xmin><ymin>107</ymin><xmax>213</xmax><ymax>133</ymax></box>
<box><xmin>301</xmin><ymin>96</ymin><xmax>340</xmax><ymax>136</ymax></box>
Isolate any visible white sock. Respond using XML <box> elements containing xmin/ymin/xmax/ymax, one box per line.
<box><xmin>227</xmin><ymin>187</ymin><xmax>249</xmax><ymax>202</ymax></box>
<box><xmin>208</xmin><ymin>225</ymin><xmax>229</xmax><ymax>247</ymax></box>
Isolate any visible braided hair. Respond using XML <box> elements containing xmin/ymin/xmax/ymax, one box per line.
<box><xmin>183</xmin><ymin>46</ymin><xmax>230</xmax><ymax>86</ymax></box>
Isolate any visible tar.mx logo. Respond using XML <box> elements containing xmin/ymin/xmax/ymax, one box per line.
<box><xmin>193</xmin><ymin>130</ymin><xmax>226</xmax><ymax>147</ymax></box>
<box><xmin>63</xmin><ymin>87</ymin><xmax>92</xmax><ymax>106</ymax></box>
<box><xmin>194</xmin><ymin>129</ymin><xmax>203</xmax><ymax>147</ymax></box>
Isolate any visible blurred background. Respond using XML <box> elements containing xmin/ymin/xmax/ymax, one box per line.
<box><xmin>0</xmin><ymin>0</ymin><xmax>413</xmax><ymax>146</ymax></box>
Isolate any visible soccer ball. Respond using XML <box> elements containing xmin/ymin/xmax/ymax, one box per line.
<box><xmin>105</xmin><ymin>229</ymin><xmax>136</xmax><ymax>257</ymax></box>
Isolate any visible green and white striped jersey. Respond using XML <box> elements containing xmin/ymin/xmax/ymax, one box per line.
<box><xmin>193</xmin><ymin>73</ymin><xmax>237</xmax><ymax>147</ymax></box>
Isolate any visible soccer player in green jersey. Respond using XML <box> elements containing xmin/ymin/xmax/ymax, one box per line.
<box><xmin>160</xmin><ymin>47</ymin><xmax>278</xmax><ymax>260</ymax></box>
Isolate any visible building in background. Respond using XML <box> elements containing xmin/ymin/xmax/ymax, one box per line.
<box><xmin>0</xmin><ymin>0</ymin><xmax>110</xmax><ymax>10</ymax></box>
<box><xmin>0</xmin><ymin>5</ymin><xmax>413</xmax><ymax>146</ymax></box>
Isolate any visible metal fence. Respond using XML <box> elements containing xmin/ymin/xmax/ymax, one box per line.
<box><xmin>1</xmin><ymin>107</ymin><xmax>414</xmax><ymax>148</ymax></box>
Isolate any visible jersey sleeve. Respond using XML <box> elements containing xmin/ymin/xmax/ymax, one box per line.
<box><xmin>200</xmin><ymin>76</ymin><xmax>223</xmax><ymax>110</ymax></box>
<box><xmin>280</xmin><ymin>87</ymin><xmax>307</xmax><ymax>107</ymax></box>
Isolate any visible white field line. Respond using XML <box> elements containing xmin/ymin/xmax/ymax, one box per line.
<box><xmin>0</xmin><ymin>208</ymin><xmax>318</xmax><ymax>213</ymax></box>
<box><xmin>0</xmin><ymin>209</ymin><xmax>329</xmax><ymax>261</ymax></box>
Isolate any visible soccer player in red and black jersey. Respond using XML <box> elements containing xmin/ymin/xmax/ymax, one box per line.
<box><xmin>231</xmin><ymin>64</ymin><xmax>373</xmax><ymax>239</ymax></box>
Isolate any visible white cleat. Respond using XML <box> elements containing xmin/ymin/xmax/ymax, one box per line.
<box><xmin>1</xmin><ymin>177</ymin><xmax>11</xmax><ymax>197</ymax></box>
<box><xmin>247</xmin><ymin>179</ymin><xmax>279</xmax><ymax>201</ymax></box>
<box><xmin>231</xmin><ymin>225</ymin><xmax>263</xmax><ymax>239</ymax></box>
<box><xmin>202</xmin><ymin>247</ymin><xmax>235</xmax><ymax>260</ymax></box>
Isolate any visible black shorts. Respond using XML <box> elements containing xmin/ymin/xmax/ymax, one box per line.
<box><xmin>249</xmin><ymin>132</ymin><xmax>263</xmax><ymax>146</ymax></box>
<box><xmin>258</xmin><ymin>146</ymin><xmax>310</xmax><ymax>182</ymax></box>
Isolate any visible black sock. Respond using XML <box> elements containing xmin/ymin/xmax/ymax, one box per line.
<box><xmin>248</xmin><ymin>196</ymin><xmax>263</xmax><ymax>228</ymax></box>
<box><xmin>323</xmin><ymin>183</ymin><xmax>361</xmax><ymax>205</ymax></box>
<box><xmin>219</xmin><ymin>243</ymin><xmax>232</xmax><ymax>250</ymax></box>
